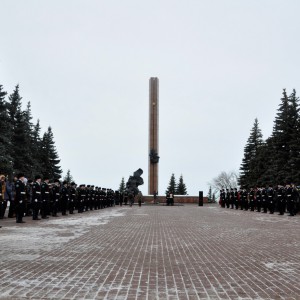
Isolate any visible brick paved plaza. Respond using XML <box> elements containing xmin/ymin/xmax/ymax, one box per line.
<box><xmin>0</xmin><ymin>204</ymin><xmax>299</xmax><ymax>300</ymax></box>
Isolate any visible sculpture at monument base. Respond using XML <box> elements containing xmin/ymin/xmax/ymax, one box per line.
<box><xmin>126</xmin><ymin>168</ymin><xmax>144</xmax><ymax>196</ymax></box>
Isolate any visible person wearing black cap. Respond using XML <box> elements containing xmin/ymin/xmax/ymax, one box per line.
<box><xmin>262</xmin><ymin>186</ymin><xmax>268</xmax><ymax>213</ymax></box>
<box><xmin>32</xmin><ymin>175</ymin><xmax>42</xmax><ymax>220</ymax></box>
<box><xmin>220</xmin><ymin>189</ymin><xmax>226</xmax><ymax>208</ymax></box>
<box><xmin>240</xmin><ymin>189</ymin><xmax>246</xmax><ymax>210</ymax></box>
<box><xmin>77</xmin><ymin>184</ymin><xmax>86</xmax><ymax>213</ymax></box>
<box><xmin>230</xmin><ymin>188</ymin><xmax>234</xmax><ymax>209</ymax></box>
<box><xmin>267</xmin><ymin>185</ymin><xmax>275</xmax><ymax>214</ymax></box>
<box><xmin>249</xmin><ymin>187</ymin><xmax>255</xmax><ymax>211</ymax></box>
<box><xmin>94</xmin><ymin>187</ymin><xmax>99</xmax><ymax>210</ymax></box>
<box><xmin>41</xmin><ymin>176</ymin><xmax>50</xmax><ymax>219</ymax></box>
<box><xmin>89</xmin><ymin>185</ymin><xmax>94</xmax><ymax>211</ymax></box>
<box><xmin>61</xmin><ymin>181</ymin><xmax>69</xmax><ymax>216</ymax></box>
<box><xmin>0</xmin><ymin>175</ymin><xmax>6</xmax><ymax>220</ymax></box>
<box><xmin>69</xmin><ymin>182</ymin><xmax>76</xmax><ymax>214</ymax></box>
<box><xmin>234</xmin><ymin>188</ymin><xmax>239</xmax><ymax>209</ymax></box>
<box><xmin>15</xmin><ymin>173</ymin><xmax>26</xmax><ymax>223</ymax></box>
<box><xmin>84</xmin><ymin>185</ymin><xmax>90</xmax><ymax>211</ymax></box>
<box><xmin>52</xmin><ymin>179</ymin><xmax>61</xmax><ymax>217</ymax></box>
<box><xmin>276</xmin><ymin>184</ymin><xmax>286</xmax><ymax>215</ymax></box>
<box><xmin>286</xmin><ymin>183</ymin><xmax>297</xmax><ymax>216</ymax></box>
<box><xmin>256</xmin><ymin>187</ymin><xmax>262</xmax><ymax>212</ymax></box>
<box><xmin>225</xmin><ymin>189</ymin><xmax>230</xmax><ymax>208</ymax></box>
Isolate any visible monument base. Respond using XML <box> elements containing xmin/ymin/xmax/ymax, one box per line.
<box><xmin>142</xmin><ymin>195</ymin><xmax>208</xmax><ymax>204</ymax></box>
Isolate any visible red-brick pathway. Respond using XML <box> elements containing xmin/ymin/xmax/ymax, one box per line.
<box><xmin>0</xmin><ymin>205</ymin><xmax>299</xmax><ymax>300</ymax></box>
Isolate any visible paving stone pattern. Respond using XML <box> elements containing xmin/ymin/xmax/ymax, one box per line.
<box><xmin>0</xmin><ymin>205</ymin><xmax>299</xmax><ymax>300</ymax></box>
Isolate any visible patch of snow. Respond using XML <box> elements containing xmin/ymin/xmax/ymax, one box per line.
<box><xmin>0</xmin><ymin>209</ymin><xmax>126</xmax><ymax>262</ymax></box>
<box><xmin>265</xmin><ymin>261</ymin><xmax>300</xmax><ymax>274</ymax></box>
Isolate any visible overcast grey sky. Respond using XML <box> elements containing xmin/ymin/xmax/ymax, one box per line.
<box><xmin>1</xmin><ymin>0</ymin><xmax>299</xmax><ymax>195</ymax></box>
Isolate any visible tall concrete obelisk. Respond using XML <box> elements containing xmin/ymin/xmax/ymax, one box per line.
<box><xmin>148</xmin><ymin>77</ymin><xmax>159</xmax><ymax>195</ymax></box>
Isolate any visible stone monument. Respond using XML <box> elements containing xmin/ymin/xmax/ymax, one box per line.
<box><xmin>148</xmin><ymin>77</ymin><xmax>159</xmax><ymax>195</ymax></box>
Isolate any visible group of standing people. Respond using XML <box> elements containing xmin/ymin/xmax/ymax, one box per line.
<box><xmin>166</xmin><ymin>192</ymin><xmax>175</xmax><ymax>206</ymax></box>
<box><xmin>219</xmin><ymin>184</ymin><xmax>299</xmax><ymax>216</ymax></box>
<box><xmin>0</xmin><ymin>173</ymin><xmax>119</xmax><ymax>225</ymax></box>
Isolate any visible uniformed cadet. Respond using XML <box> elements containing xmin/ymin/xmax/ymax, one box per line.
<box><xmin>267</xmin><ymin>185</ymin><xmax>275</xmax><ymax>214</ymax></box>
<box><xmin>69</xmin><ymin>182</ymin><xmax>77</xmax><ymax>214</ymax></box>
<box><xmin>102</xmin><ymin>188</ymin><xmax>107</xmax><ymax>208</ymax></box>
<box><xmin>41</xmin><ymin>176</ymin><xmax>50</xmax><ymax>219</ymax></box>
<box><xmin>32</xmin><ymin>175</ymin><xmax>42</xmax><ymax>220</ymax></box>
<box><xmin>256</xmin><ymin>188</ymin><xmax>262</xmax><ymax>212</ymax></box>
<box><xmin>240</xmin><ymin>189</ymin><xmax>245</xmax><ymax>210</ymax></box>
<box><xmin>234</xmin><ymin>188</ymin><xmax>239</xmax><ymax>209</ymax></box>
<box><xmin>111</xmin><ymin>189</ymin><xmax>115</xmax><ymax>206</ymax></box>
<box><xmin>94</xmin><ymin>186</ymin><xmax>99</xmax><ymax>210</ymax></box>
<box><xmin>230</xmin><ymin>188</ymin><xmax>234</xmax><ymax>209</ymax></box>
<box><xmin>249</xmin><ymin>188</ymin><xmax>255</xmax><ymax>211</ymax></box>
<box><xmin>225</xmin><ymin>189</ymin><xmax>230</xmax><ymax>208</ymax></box>
<box><xmin>119</xmin><ymin>192</ymin><xmax>123</xmax><ymax>206</ymax></box>
<box><xmin>77</xmin><ymin>184</ymin><xmax>85</xmax><ymax>213</ymax></box>
<box><xmin>220</xmin><ymin>189</ymin><xmax>226</xmax><ymax>208</ymax></box>
<box><xmin>26</xmin><ymin>179</ymin><xmax>33</xmax><ymax>216</ymax></box>
<box><xmin>0</xmin><ymin>175</ymin><xmax>6</xmax><ymax>220</ymax></box>
<box><xmin>52</xmin><ymin>179</ymin><xmax>60</xmax><ymax>217</ymax></box>
<box><xmin>123</xmin><ymin>190</ymin><xmax>128</xmax><ymax>206</ymax></box>
<box><xmin>166</xmin><ymin>192</ymin><xmax>170</xmax><ymax>206</ymax></box>
<box><xmin>114</xmin><ymin>190</ymin><xmax>120</xmax><ymax>206</ymax></box>
<box><xmin>15</xmin><ymin>173</ymin><xmax>26</xmax><ymax>223</ymax></box>
<box><xmin>61</xmin><ymin>181</ymin><xmax>69</xmax><ymax>215</ymax></box>
<box><xmin>286</xmin><ymin>183</ymin><xmax>297</xmax><ymax>216</ymax></box>
<box><xmin>262</xmin><ymin>186</ymin><xmax>268</xmax><ymax>213</ymax></box>
<box><xmin>276</xmin><ymin>185</ymin><xmax>285</xmax><ymax>215</ymax></box>
<box><xmin>90</xmin><ymin>185</ymin><xmax>95</xmax><ymax>210</ymax></box>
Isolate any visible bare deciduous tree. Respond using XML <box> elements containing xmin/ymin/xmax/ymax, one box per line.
<box><xmin>208</xmin><ymin>171</ymin><xmax>239</xmax><ymax>196</ymax></box>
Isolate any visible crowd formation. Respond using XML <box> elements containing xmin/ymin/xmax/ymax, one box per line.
<box><xmin>0</xmin><ymin>173</ymin><xmax>130</xmax><ymax>226</ymax></box>
<box><xmin>219</xmin><ymin>185</ymin><xmax>300</xmax><ymax>216</ymax></box>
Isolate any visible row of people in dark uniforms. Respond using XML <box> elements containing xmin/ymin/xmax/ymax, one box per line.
<box><xmin>219</xmin><ymin>184</ymin><xmax>299</xmax><ymax>216</ymax></box>
<box><xmin>0</xmin><ymin>173</ymin><xmax>118</xmax><ymax>224</ymax></box>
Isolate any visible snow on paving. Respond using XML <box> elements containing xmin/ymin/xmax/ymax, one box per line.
<box><xmin>0</xmin><ymin>209</ymin><xmax>126</xmax><ymax>262</ymax></box>
<box><xmin>0</xmin><ymin>205</ymin><xmax>299</xmax><ymax>299</ymax></box>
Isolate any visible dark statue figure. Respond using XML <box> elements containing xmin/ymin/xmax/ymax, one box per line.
<box><xmin>126</xmin><ymin>168</ymin><xmax>144</xmax><ymax>196</ymax></box>
<box><xmin>149</xmin><ymin>149</ymin><xmax>160</xmax><ymax>164</ymax></box>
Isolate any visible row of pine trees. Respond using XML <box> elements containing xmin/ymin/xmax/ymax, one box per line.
<box><xmin>0</xmin><ymin>84</ymin><xmax>62</xmax><ymax>180</ymax></box>
<box><xmin>239</xmin><ymin>89</ymin><xmax>300</xmax><ymax>188</ymax></box>
<box><xmin>118</xmin><ymin>174</ymin><xmax>188</xmax><ymax>195</ymax></box>
<box><xmin>165</xmin><ymin>174</ymin><xmax>187</xmax><ymax>195</ymax></box>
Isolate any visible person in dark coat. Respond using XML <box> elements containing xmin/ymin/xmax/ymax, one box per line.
<box><xmin>41</xmin><ymin>176</ymin><xmax>50</xmax><ymax>219</ymax></box>
<box><xmin>15</xmin><ymin>173</ymin><xmax>26</xmax><ymax>223</ymax></box>
<box><xmin>32</xmin><ymin>175</ymin><xmax>42</xmax><ymax>220</ymax></box>
<box><xmin>52</xmin><ymin>179</ymin><xmax>60</xmax><ymax>217</ymax></box>
<box><xmin>60</xmin><ymin>181</ymin><xmax>69</xmax><ymax>215</ymax></box>
<box><xmin>137</xmin><ymin>191</ymin><xmax>143</xmax><ymax>207</ymax></box>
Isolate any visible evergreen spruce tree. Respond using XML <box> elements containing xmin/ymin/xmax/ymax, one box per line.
<box><xmin>63</xmin><ymin>169</ymin><xmax>74</xmax><ymax>184</ymax></box>
<box><xmin>212</xmin><ymin>193</ymin><xmax>216</xmax><ymax>203</ymax></box>
<box><xmin>0</xmin><ymin>85</ymin><xmax>13</xmax><ymax>175</ymax></box>
<box><xmin>7</xmin><ymin>85</ymin><xmax>22</xmax><ymax>173</ymax></box>
<box><xmin>41</xmin><ymin>127</ymin><xmax>62</xmax><ymax>180</ymax></box>
<box><xmin>22</xmin><ymin>102</ymin><xmax>35</xmax><ymax>178</ymax></box>
<box><xmin>7</xmin><ymin>87</ymin><xmax>33</xmax><ymax>176</ymax></box>
<box><xmin>31</xmin><ymin>119</ymin><xmax>43</xmax><ymax>176</ymax></box>
<box><xmin>271</xmin><ymin>89</ymin><xmax>298</xmax><ymax>183</ymax></box>
<box><xmin>176</xmin><ymin>174</ymin><xmax>187</xmax><ymax>195</ymax></box>
<box><xmin>286</xmin><ymin>89</ymin><xmax>300</xmax><ymax>183</ymax></box>
<box><xmin>119</xmin><ymin>177</ymin><xmax>126</xmax><ymax>193</ymax></box>
<box><xmin>166</xmin><ymin>173</ymin><xmax>176</xmax><ymax>194</ymax></box>
<box><xmin>207</xmin><ymin>186</ymin><xmax>212</xmax><ymax>202</ymax></box>
<box><xmin>239</xmin><ymin>118</ymin><xmax>263</xmax><ymax>188</ymax></box>
<box><xmin>251</xmin><ymin>140</ymin><xmax>273</xmax><ymax>187</ymax></box>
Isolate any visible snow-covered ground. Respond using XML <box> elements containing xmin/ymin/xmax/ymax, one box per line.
<box><xmin>0</xmin><ymin>209</ymin><xmax>126</xmax><ymax>262</ymax></box>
